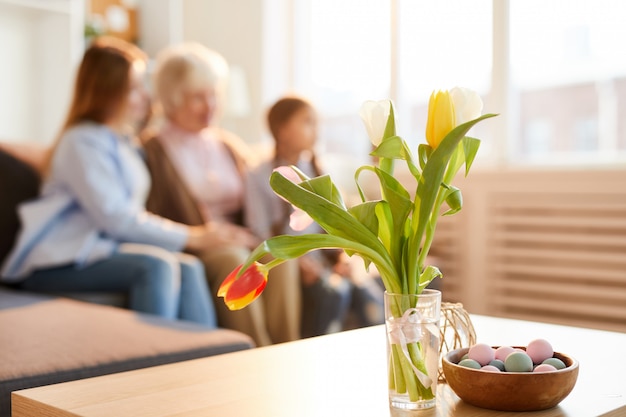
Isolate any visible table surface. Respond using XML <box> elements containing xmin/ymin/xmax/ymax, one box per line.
<box><xmin>11</xmin><ymin>315</ymin><xmax>626</xmax><ymax>417</ymax></box>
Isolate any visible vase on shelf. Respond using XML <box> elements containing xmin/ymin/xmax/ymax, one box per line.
<box><xmin>384</xmin><ymin>289</ymin><xmax>441</xmax><ymax>411</ymax></box>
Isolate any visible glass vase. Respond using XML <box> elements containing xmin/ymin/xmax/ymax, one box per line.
<box><xmin>384</xmin><ymin>290</ymin><xmax>441</xmax><ymax>411</ymax></box>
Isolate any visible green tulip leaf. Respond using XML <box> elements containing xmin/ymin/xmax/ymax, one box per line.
<box><xmin>383</xmin><ymin>101</ymin><xmax>396</xmax><ymax>140</ymax></box>
<box><xmin>443</xmin><ymin>185</ymin><xmax>462</xmax><ymax>216</ymax></box>
<box><xmin>409</xmin><ymin>113</ymin><xmax>497</xmax><ymax>292</ymax></box>
<box><xmin>353</xmin><ymin>165</ymin><xmax>376</xmax><ymax>203</ymax></box>
<box><xmin>348</xmin><ymin>201</ymin><xmax>381</xmax><ymax>237</ymax></box>
<box><xmin>373</xmin><ymin>167</ymin><xmax>412</xmax><ymax>261</ymax></box>
<box><xmin>270</xmin><ymin>171</ymin><xmax>393</xmax><ymax>269</ymax></box>
<box><xmin>375</xmin><ymin>201</ymin><xmax>393</xmax><ymax>252</ymax></box>
<box><xmin>371</xmin><ymin>136</ymin><xmax>409</xmax><ymax>160</ymax></box>
<box><xmin>298</xmin><ymin>174</ymin><xmax>346</xmax><ymax>210</ymax></box>
<box><xmin>462</xmin><ymin>136</ymin><xmax>481</xmax><ymax>176</ymax></box>
<box><xmin>419</xmin><ymin>265</ymin><xmax>442</xmax><ymax>290</ymax></box>
<box><xmin>261</xmin><ymin>234</ymin><xmax>401</xmax><ymax>294</ymax></box>
<box><xmin>417</xmin><ymin>144</ymin><xmax>432</xmax><ymax>171</ymax></box>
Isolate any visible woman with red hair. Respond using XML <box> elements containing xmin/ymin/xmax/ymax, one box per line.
<box><xmin>1</xmin><ymin>38</ymin><xmax>219</xmax><ymax>327</ymax></box>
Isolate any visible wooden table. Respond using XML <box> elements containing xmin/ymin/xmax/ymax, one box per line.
<box><xmin>12</xmin><ymin>315</ymin><xmax>626</xmax><ymax>417</ymax></box>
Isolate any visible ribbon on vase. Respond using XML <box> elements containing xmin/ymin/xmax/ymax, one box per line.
<box><xmin>386</xmin><ymin>307</ymin><xmax>438</xmax><ymax>388</ymax></box>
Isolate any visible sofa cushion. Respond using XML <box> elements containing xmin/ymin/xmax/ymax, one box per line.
<box><xmin>0</xmin><ymin>288</ymin><xmax>254</xmax><ymax>417</ymax></box>
<box><xmin>0</xmin><ymin>148</ymin><xmax>41</xmax><ymax>267</ymax></box>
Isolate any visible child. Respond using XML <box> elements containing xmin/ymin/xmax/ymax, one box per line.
<box><xmin>245</xmin><ymin>96</ymin><xmax>383</xmax><ymax>337</ymax></box>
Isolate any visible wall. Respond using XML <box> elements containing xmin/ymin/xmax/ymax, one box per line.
<box><xmin>181</xmin><ymin>0</ymin><xmax>273</xmax><ymax>145</ymax></box>
<box><xmin>0</xmin><ymin>3</ymin><xmax>37</xmax><ymax>142</ymax></box>
<box><xmin>0</xmin><ymin>0</ymin><xmax>83</xmax><ymax>145</ymax></box>
<box><xmin>1</xmin><ymin>0</ymin><xmax>289</xmax><ymax>146</ymax></box>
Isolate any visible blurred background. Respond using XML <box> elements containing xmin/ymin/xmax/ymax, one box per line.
<box><xmin>1</xmin><ymin>0</ymin><xmax>625</xmax><ymax>332</ymax></box>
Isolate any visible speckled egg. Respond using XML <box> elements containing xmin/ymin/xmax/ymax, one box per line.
<box><xmin>468</xmin><ymin>343</ymin><xmax>495</xmax><ymax>366</ymax></box>
<box><xmin>527</xmin><ymin>339</ymin><xmax>554</xmax><ymax>364</ymax></box>
<box><xmin>504</xmin><ymin>351</ymin><xmax>533</xmax><ymax>372</ymax></box>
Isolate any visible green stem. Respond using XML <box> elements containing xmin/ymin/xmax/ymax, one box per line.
<box><xmin>388</xmin><ymin>354</ymin><xmax>397</xmax><ymax>391</ymax></box>
<box><xmin>394</xmin><ymin>344</ymin><xmax>419</xmax><ymax>401</ymax></box>
<box><xmin>408</xmin><ymin>342</ymin><xmax>435</xmax><ymax>400</ymax></box>
<box><xmin>416</xmin><ymin>145</ymin><xmax>464</xmax><ymax>285</ymax></box>
<box><xmin>391</xmin><ymin>344</ymin><xmax>407</xmax><ymax>393</ymax></box>
<box><xmin>387</xmin><ymin>296</ymin><xmax>435</xmax><ymax>403</ymax></box>
<box><xmin>416</xmin><ymin>186</ymin><xmax>447</xmax><ymax>274</ymax></box>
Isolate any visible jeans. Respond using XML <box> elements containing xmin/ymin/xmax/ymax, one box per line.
<box><xmin>19</xmin><ymin>243</ymin><xmax>217</xmax><ymax>328</ymax></box>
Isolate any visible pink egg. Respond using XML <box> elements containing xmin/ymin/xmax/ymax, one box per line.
<box><xmin>526</xmin><ymin>339</ymin><xmax>554</xmax><ymax>364</ymax></box>
<box><xmin>533</xmin><ymin>363</ymin><xmax>557</xmax><ymax>373</ymax></box>
<box><xmin>495</xmin><ymin>346</ymin><xmax>515</xmax><ymax>362</ymax></box>
<box><xmin>481</xmin><ymin>365</ymin><xmax>501</xmax><ymax>372</ymax></box>
<box><xmin>514</xmin><ymin>348</ymin><xmax>526</xmax><ymax>353</ymax></box>
<box><xmin>468</xmin><ymin>343</ymin><xmax>495</xmax><ymax>366</ymax></box>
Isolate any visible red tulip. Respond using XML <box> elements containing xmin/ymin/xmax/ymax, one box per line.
<box><xmin>217</xmin><ymin>263</ymin><xmax>268</xmax><ymax>310</ymax></box>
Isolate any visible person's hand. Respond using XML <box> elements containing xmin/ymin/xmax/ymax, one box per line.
<box><xmin>185</xmin><ymin>222</ymin><xmax>260</xmax><ymax>252</ymax></box>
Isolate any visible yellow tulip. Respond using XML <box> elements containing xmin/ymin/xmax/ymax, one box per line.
<box><xmin>425</xmin><ymin>90</ymin><xmax>456</xmax><ymax>149</ymax></box>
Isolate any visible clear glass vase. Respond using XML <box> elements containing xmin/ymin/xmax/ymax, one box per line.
<box><xmin>384</xmin><ymin>290</ymin><xmax>441</xmax><ymax>411</ymax></box>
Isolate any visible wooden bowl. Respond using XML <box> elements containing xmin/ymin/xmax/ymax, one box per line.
<box><xmin>442</xmin><ymin>346</ymin><xmax>579</xmax><ymax>411</ymax></box>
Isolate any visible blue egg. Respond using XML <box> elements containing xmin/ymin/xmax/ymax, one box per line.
<box><xmin>458</xmin><ymin>359</ymin><xmax>481</xmax><ymax>369</ymax></box>
<box><xmin>488</xmin><ymin>359</ymin><xmax>506</xmax><ymax>371</ymax></box>
<box><xmin>504</xmin><ymin>352</ymin><xmax>533</xmax><ymax>372</ymax></box>
<box><xmin>542</xmin><ymin>357</ymin><xmax>566</xmax><ymax>370</ymax></box>
<box><xmin>461</xmin><ymin>353</ymin><xmax>469</xmax><ymax>361</ymax></box>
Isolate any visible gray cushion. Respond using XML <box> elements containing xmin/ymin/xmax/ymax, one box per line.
<box><xmin>0</xmin><ymin>288</ymin><xmax>254</xmax><ymax>417</ymax></box>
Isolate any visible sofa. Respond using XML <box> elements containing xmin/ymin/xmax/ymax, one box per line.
<box><xmin>0</xmin><ymin>144</ymin><xmax>254</xmax><ymax>417</ymax></box>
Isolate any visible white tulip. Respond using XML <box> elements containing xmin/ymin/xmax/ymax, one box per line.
<box><xmin>450</xmin><ymin>87</ymin><xmax>483</xmax><ymax>126</ymax></box>
<box><xmin>358</xmin><ymin>99</ymin><xmax>392</xmax><ymax>146</ymax></box>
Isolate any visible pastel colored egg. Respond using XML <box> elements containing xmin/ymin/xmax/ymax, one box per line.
<box><xmin>468</xmin><ymin>343</ymin><xmax>495</xmax><ymax>366</ymax></box>
<box><xmin>505</xmin><ymin>351</ymin><xmax>533</xmax><ymax>372</ymax></box>
<box><xmin>494</xmin><ymin>346</ymin><xmax>515</xmax><ymax>362</ymax></box>
<box><xmin>533</xmin><ymin>363</ymin><xmax>557</xmax><ymax>373</ymax></box>
<box><xmin>542</xmin><ymin>357</ymin><xmax>566</xmax><ymax>370</ymax></box>
<box><xmin>458</xmin><ymin>358</ymin><xmax>481</xmax><ymax>369</ymax></box>
<box><xmin>488</xmin><ymin>359</ymin><xmax>506</xmax><ymax>371</ymax></box>
<box><xmin>527</xmin><ymin>339</ymin><xmax>554</xmax><ymax>364</ymax></box>
<box><xmin>481</xmin><ymin>365</ymin><xmax>501</xmax><ymax>372</ymax></box>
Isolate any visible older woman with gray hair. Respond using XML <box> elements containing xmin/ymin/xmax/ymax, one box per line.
<box><xmin>142</xmin><ymin>43</ymin><xmax>300</xmax><ymax>346</ymax></box>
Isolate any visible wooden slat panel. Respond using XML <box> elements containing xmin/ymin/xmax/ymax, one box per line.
<box><xmin>490</xmin><ymin>263</ymin><xmax>626</xmax><ymax>283</ymax></box>
<box><xmin>493</xmin><ymin>280</ymin><xmax>626</xmax><ymax>304</ymax></box>
<box><xmin>491</xmin><ymin>215</ymin><xmax>626</xmax><ymax>229</ymax></box>
<box><xmin>492</xmin><ymin>230</ymin><xmax>626</xmax><ymax>247</ymax></box>
<box><xmin>486</xmin><ymin>187</ymin><xmax>626</xmax><ymax>332</ymax></box>
<box><xmin>493</xmin><ymin>295</ymin><xmax>626</xmax><ymax>321</ymax></box>
<box><xmin>491</xmin><ymin>246</ymin><xmax>626</xmax><ymax>266</ymax></box>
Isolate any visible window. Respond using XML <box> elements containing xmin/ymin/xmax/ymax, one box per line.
<box><xmin>510</xmin><ymin>0</ymin><xmax>626</xmax><ymax>164</ymax></box>
<box><xmin>294</xmin><ymin>0</ymin><xmax>391</xmax><ymax>191</ymax></box>
<box><xmin>293</xmin><ymin>0</ymin><xmax>626</xmax><ymax>169</ymax></box>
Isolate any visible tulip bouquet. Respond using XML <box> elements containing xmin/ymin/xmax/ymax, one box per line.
<box><xmin>218</xmin><ymin>87</ymin><xmax>496</xmax><ymax>402</ymax></box>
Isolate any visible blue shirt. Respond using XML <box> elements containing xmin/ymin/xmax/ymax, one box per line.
<box><xmin>1</xmin><ymin>122</ymin><xmax>188</xmax><ymax>281</ymax></box>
